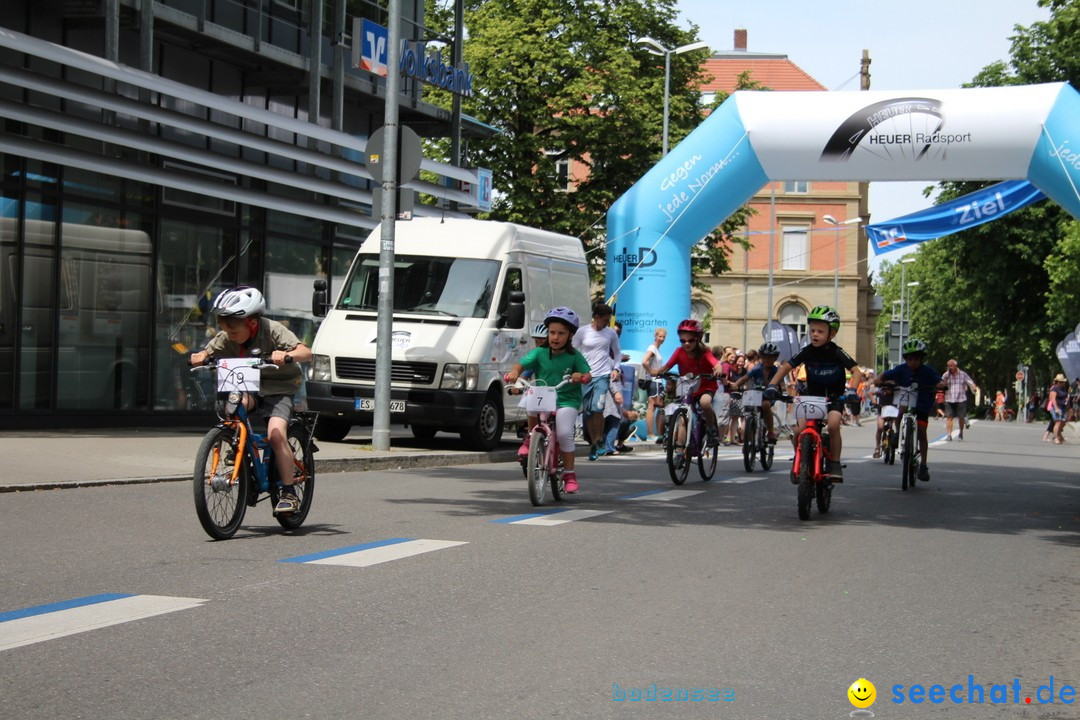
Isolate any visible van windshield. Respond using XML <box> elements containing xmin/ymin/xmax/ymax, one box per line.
<box><xmin>338</xmin><ymin>255</ymin><xmax>500</xmax><ymax>318</ymax></box>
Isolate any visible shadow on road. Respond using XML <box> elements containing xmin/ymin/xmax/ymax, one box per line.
<box><xmin>384</xmin><ymin>454</ymin><xmax>1080</xmax><ymax>548</ymax></box>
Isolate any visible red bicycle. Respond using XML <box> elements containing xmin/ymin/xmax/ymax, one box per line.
<box><xmin>777</xmin><ymin>392</ymin><xmax>834</xmax><ymax>520</ymax></box>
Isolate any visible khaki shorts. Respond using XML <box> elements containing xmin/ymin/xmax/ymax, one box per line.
<box><xmin>258</xmin><ymin>394</ymin><xmax>294</xmax><ymax>421</ymax></box>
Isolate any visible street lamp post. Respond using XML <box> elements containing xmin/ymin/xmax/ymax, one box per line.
<box><xmin>636</xmin><ymin>37</ymin><xmax>709</xmax><ymax>155</ymax></box>
<box><xmin>906</xmin><ymin>281</ymin><xmax>920</xmax><ymax>333</ymax></box>
<box><xmin>822</xmin><ymin>215</ymin><xmax>861</xmax><ymax>310</ymax></box>
<box><xmin>898</xmin><ymin>256</ymin><xmax>917</xmax><ymax>364</ymax></box>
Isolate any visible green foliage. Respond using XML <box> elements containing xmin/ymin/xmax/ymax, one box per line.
<box><xmin>876</xmin><ymin>0</ymin><xmax>1080</xmax><ymax>393</ymax></box>
<box><xmin>421</xmin><ymin>0</ymin><xmax>750</xmax><ymax>287</ymax></box>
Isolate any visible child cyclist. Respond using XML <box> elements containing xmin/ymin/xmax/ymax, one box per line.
<box><xmin>765</xmin><ymin>306</ymin><xmax>861</xmax><ymax>481</ymax></box>
<box><xmin>732</xmin><ymin>341</ymin><xmax>782</xmax><ymax>443</ymax></box>
<box><xmin>875</xmin><ymin>338</ymin><xmax>944</xmax><ymax>482</ymax></box>
<box><xmin>873</xmin><ymin>383</ymin><xmax>896</xmax><ymax>459</ymax></box>
<box><xmin>504</xmin><ymin>307</ymin><xmax>592</xmax><ymax>493</ymax></box>
<box><xmin>649</xmin><ymin>319</ymin><xmax>724</xmax><ymax>447</ymax></box>
<box><xmin>190</xmin><ymin>287</ymin><xmax>313</xmax><ymax>514</ymax></box>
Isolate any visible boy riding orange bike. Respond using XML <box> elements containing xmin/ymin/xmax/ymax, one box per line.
<box><xmin>190</xmin><ymin>287</ymin><xmax>312</xmax><ymax>514</ymax></box>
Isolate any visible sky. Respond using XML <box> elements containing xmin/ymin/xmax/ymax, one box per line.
<box><xmin>675</xmin><ymin>0</ymin><xmax>1052</xmax><ymax>237</ymax></box>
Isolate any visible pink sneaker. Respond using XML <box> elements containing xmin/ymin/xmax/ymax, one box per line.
<box><xmin>517</xmin><ymin>439</ymin><xmax>530</xmax><ymax>459</ymax></box>
<box><xmin>563</xmin><ymin>472</ymin><xmax>579</xmax><ymax>493</ymax></box>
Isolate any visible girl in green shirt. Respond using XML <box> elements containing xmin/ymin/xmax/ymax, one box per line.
<box><xmin>504</xmin><ymin>307</ymin><xmax>592</xmax><ymax>493</ymax></box>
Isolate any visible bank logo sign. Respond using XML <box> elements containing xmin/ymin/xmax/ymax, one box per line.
<box><xmin>352</xmin><ymin>19</ymin><xmax>474</xmax><ymax>97</ymax></box>
<box><xmin>820</xmin><ymin>97</ymin><xmax>972</xmax><ymax>163</ymax></box>
<box><xmin>358</xmin><ymin>18</ymin><xmax>388</xmax><ymax>77</ymax></box>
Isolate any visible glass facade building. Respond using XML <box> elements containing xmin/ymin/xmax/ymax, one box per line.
<box><xmin>0</xmin><ymin>0</ymin><xmax>484</xmax><ymax>426</ymax></box>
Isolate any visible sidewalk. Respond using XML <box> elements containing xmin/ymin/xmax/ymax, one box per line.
<box><xmin>0</xmin><ymin>426</ymin><xmax>520</xmax><ymax>492</ymax></box>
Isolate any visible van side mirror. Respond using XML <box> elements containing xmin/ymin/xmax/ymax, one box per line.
<box><xmin>502</xmin><ymin>290</ymin><xmax>525</xmax><ymax>329</ymax></box>
<box><xmin>312</xmin><ymin>279</ymin><xmax>329</xmax><ymax>318</ymax></box>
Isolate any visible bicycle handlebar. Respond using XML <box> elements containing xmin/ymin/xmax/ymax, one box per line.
<box><xmin>190</xmin><ymin>360</ymin><xmax>284</xmax><ymax>373</ymax></box>
<box><xmin>505</xmin><ymin>374</ymin><xmax>573</xmax><ymax>395</ymax></box>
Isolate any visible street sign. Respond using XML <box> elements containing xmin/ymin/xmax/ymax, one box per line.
<box><xmin>1016</xmin><ymin>371</ymin><xmax>1025</xmax><ymax>381</ymax></box>
<box><xmin>366</xmin><ymin>125</ymin><xmax>423</xmax><ymax>184</ymax></box>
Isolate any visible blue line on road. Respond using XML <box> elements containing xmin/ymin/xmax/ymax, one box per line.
<box><xmin>0</xmin><ymin>593</ymin><xmax>134</xmax><ymax>623</ymax></box>
<box><xmin>491</xmin><ymin>509</ymin><xmax>566</xmax><ymax>524</ymax></box>
<box><xmin>280</xmin><ymin>537</ymin><xmax>415</xmax><ymax>563</ymax></box>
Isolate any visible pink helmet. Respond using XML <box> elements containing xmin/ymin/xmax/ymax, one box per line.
<box><xmin>677</xmin><ymin>319</ymin><xmax>703</xmax><ymax>336</ymax></box>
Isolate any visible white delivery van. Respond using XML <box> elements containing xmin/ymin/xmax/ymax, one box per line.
<box><xmin>306</xmin><ymin>218</ymin><xmax>591</xmax><ymax>449</ymax></box>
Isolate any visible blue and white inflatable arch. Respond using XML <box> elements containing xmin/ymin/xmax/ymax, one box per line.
<box><xmin>606</xmin><ymin>82</ymin><xmax>1080</xmax><ymax>356</ymax></box>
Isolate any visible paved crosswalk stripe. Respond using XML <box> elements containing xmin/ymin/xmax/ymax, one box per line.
<box><xmin>281</xmin><ymin>538</ymin><xmax>467</xmax><ymax>567</ymax></box>
<box><xmin>495</xmin><ymin>509</ymin><xmax>613</xmax><ymax>526</ymax></box>
<box><xmin>717</xmin><ymin>475</ymin><xmax>766</xmax><ymax>484</ymax></box>
<box><xmin>621</xmin><ymin>489</ymin><xmax>704</xmax><ymax>501</ymax></box>
<box><xmin>0</xmin><ymin>594</ymin><xmax>208</xmax><ymax>652</ymax></box>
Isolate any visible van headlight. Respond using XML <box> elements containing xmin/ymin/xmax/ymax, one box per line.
<box><xmin>440</xmin><ymin>363</ymin><xmax>478</xmax><ymax>390</ymax></box>
<box><xmin>310</xmin><ymin>354</ymin><xmax>331</xmax><ymax>382</ymax></box>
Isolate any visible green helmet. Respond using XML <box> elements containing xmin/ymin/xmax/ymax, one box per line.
<box><xmin>806</xmin><ymin>305</ymin><xmax>840</xmax><ymax>331</ymax></box>
<box><xmin>902</xmin><ymin>338</ymin><xmax>928</xmax><ymax>356</ymax></box>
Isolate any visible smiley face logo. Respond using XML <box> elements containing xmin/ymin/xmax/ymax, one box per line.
<box><xmin>848</xmin><ymin>678</ymin><xmax>877</xmax><ymax>709</ymax></box>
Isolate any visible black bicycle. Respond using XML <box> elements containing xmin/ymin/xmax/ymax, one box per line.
<box><xmin>661</xmin><ymin>373</ymin><xmax>718</xmax><ymax>484</ymax></box>
<box><xmin>740</xmin><ymin>387</ymin><xmax>775</xmax><ymax>472</ymax></box>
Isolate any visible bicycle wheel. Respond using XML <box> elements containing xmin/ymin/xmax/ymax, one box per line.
<box><xmin>900</xmin><ymin>420</ymin><xmax>914</xmax><ymax>491</ymax></box>
<box><xmin>760</xmin><ymin>441</ymin><xmax>774</xmax><ymax>471</ymax></box>
<box><xmin>193</xmin><ymin>426</ymin><xmax>249</xmax><ymax>540</ymax></box>
<box><xmin>272</xmin><ymin>422</ymin><xmax>316</xmax><ymax>530</ymax></box>
<box><xmin>909</xmin><ymin>438</ymin><xmax>922</xmax><ymax>490</ymax></box>
<box><xmin>816</xmin><ymin>476</ymin><xmax>832</xmax><ymax>514</ymax></box>
<box><xmin>526</xmin><ymin>429</ymin><xmax>549</xmax><ymax>506</ymax></box>
<box><xmin>742</xmin><ymin>414</ymin><xmax>758</xmax><ymax>472</ymax></box>
<box><xmin>550</xmin><ymin>440</ymin><xmax>565</xmax><ymax>500</ymax></box>
<box><xmin>797</xmin><ymin>434</ymin><xmax>814</xmax><ymax>521</ymax></box>
<box><xmin>698</xmin><ymin>426</ymin><xmax>718</xmax><ymax>481</ymax></box>
<box><xmin>885</xmin><ymin>426</ymin><xmax>897</xmax><ymax>465</ymax></box>
<box><xmin>666</xmin><ymin>408</ymin><xmax>691</xmax><ymax>485</ymax></box>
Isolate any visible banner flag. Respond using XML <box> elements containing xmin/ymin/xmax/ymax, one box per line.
<box><xmin>762</xmin><ymin>321</ymin><xmax>802</xmax><ymax>365</ymax></box>
<box><xmin>1064</xmin><ymin>333</ymin><xmax>1080</xmax><ymax>382</ymax></box>
<box><xmin>866</xmin><ymin>180</ymin><xmax>1046</xmax><ymax>256</ymax></box>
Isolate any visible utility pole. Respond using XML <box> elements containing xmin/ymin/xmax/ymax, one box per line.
<box><xmin>373</xmin><ymin>0</ymin><xmax>402</xmax><ymax>451</ymax></box>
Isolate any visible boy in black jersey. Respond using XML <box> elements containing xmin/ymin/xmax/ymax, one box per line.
<box><xmin>765</xmin><ymin>306</ymin><xmax>861</xmax><ymax>481</ymax></box>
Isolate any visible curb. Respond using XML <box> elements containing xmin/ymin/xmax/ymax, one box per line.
<box><xmin>0</xmin><ymin>449</ymin><xmax>520</xmax><ymax>493</ymax></box>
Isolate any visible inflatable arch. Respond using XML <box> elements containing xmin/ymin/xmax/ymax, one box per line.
<box><xmin>605</xmin><ymin>82</ymin><xmax>1080</xmax><ymax>356</ymax></box>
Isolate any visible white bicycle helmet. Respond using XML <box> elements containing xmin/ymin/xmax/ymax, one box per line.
<box><xmin>531</xmin><ymin>322</ymin><xmax>548</xmax><ymax>338</ymax></box>
<box><xmin>212</xmin><ymin>286</ymin><xmax>266</xmax><ymax>318</ymax></box>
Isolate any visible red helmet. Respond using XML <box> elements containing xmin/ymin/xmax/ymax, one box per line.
<box><xmin>677</xmin><ymin>319</ymin><xmax>703</xmax><ymax>335</ymax></box>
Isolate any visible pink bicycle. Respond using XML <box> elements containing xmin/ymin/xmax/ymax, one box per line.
<box><xmin>508</xmin><ymin>376</ymin><xmax>572</xmax><ymax>506</ymax></box>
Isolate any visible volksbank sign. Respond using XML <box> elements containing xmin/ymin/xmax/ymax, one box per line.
<box><xmin>354</xmin><ymin>19</ymin><xmax>474</xmax><ymax>98</ymax></box>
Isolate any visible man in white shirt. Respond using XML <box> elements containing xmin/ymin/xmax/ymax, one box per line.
<box><xmin>942</xmin><ymin>358</ymin><xmax>978</xmax><ymax>440</ymax></box>
<box><xmin>573</xmin><ymin>302</ymin><xmax>621</xmax><ymax>460</ymax></box>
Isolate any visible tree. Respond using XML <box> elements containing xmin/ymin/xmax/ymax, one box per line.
<box><xmin>420</xmin><ymin>0</ymin><xmax>751</xmax><ymax>288</ymax></box>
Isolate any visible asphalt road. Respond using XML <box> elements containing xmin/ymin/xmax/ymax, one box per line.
<box><xmin>3</xmin><ymin>419</ymin><xmax>1079</xmax><ymax>719</ymax></box>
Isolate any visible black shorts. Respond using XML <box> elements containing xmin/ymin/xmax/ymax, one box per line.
<box><xmin>944</xmin><ymin>401</ymin><xmax>967</xmax><ymax>419</ymax></box>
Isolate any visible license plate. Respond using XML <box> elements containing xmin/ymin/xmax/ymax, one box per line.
<box><xmin>355</xmin><ymin>398</ymin><xmax>406</xmax><ymax>413</ymax></box>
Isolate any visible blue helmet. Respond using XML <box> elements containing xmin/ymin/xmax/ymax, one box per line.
<box><xmin>544</xmin><ymin>306</ymin><xmax>581</xmax><ymax>332</ymax></box>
